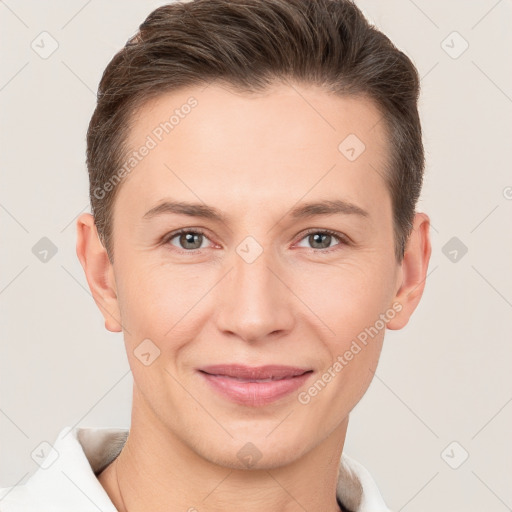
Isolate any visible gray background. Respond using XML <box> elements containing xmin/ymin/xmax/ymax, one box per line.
<box><xmin>1</xmin><ymin>1</ymin><xmax>511</xmax><ymax>510</ymax></box>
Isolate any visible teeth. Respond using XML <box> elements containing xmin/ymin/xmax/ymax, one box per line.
<box><xmin>227</xmin><ymin>376</ymin><xmax>285</xmax><ymax>382</ymax></box>
<box><xmin>205</xmin><ymin>372</ymin><xmax>304</xmax><ymax>381</ymax></box>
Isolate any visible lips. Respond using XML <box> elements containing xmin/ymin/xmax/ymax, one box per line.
<box><xmin>198</xmin><ymin>364</ymin><xmax>313</xmax><ymax>407</ymax></box>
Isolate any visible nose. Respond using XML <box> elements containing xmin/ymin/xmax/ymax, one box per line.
<box><xmin>214</xmin><ymin>241</ymin><xmax>296</xmax><ymax>344</ymax></box>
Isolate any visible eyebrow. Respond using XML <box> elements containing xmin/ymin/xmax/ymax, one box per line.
<box><xmin>142</xmin><ymin>198</ymin><xmax>370</xmax><ymax>223</ymax></box>
<box><xmin>289</xmin><ymin>199</ymin><xmax>369</xmax><ymax>219</ymax></box>
<box><xmin>142</xmin><ymin>201</ymin><xmax>229</xmax><ymax>223</ymax></box>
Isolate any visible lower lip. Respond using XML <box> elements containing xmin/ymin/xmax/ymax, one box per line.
<box><xmin>199</xmin><ymin>371</ymin><xmax>313</xmax><ymax>407</ymax></box>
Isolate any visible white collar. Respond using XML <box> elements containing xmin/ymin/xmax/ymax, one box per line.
<box><xmin>0</xmin><ymin>425</ymin><xmax>392</xmax><ymax>512</ymax></box>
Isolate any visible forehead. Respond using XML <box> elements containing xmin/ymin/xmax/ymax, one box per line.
<box><xmin>118</xmin><ymin>81</ymin><xmax>390</xmax><ymax>221</ymax></box>
<box><xmin>127</xmin><ymin>81</ymin><xmax>387</xmax><ymax>154</ymax></box>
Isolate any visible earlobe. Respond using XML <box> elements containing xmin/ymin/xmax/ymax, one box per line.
<box><xmin>75</xmin><ymin>213</ymin><xmax>123</xmax><ymax>333</ymax></box>
<box><xmin>386</xmin><ymin>212</ymin><xmax>432</xmax><ymax>331</ymax></box>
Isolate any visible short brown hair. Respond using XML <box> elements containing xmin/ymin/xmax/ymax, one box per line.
<box><xmin>86</xmin><ymin>0</ymin><xmax>424</xmax><ymax>264</ymax></box>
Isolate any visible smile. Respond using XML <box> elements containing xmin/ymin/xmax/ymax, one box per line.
<box><xmin>198</xmin><ymin>365</ymin><xmax>314</xmax><ymax>407</ymax></box>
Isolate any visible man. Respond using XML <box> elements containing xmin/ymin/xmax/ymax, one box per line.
<box><xmin>0</xmin><ymin>0</ymin><xmax>431</xmax><ymax>510</ymax></box>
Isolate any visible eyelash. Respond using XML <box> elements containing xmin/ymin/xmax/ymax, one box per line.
<box><xmin>162</xmin><ymin>228</ymin><xmax>351</xmax><ymax>254</ymax></box>
<box><xmin>297</xmin><ymin>228</ymin><xmax>352</xmax><ymax>253</ymax></box>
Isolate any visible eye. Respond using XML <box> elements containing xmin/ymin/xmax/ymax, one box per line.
<box><xmin>162</xmin><ymin>228</ymin><xmax>350</xmax><ymax>254</ymax></box>
<box><xmin>163</xmin><ymin>228</ymin><xmax>213</xmax><ymax>251</ymax></box>
<box><xmin>295</xmin><ymin>229</ymin><xmax>349</xmax><ymax>252</ymax></box>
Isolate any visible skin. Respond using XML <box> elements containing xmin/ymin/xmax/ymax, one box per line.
<box><xmin>76</xmin><ymin>81</ymin><xmax>431</xmax><ymax>512</ymax></box>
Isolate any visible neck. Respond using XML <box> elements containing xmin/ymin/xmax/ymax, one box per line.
<box><xmin>98</xmin><ymin>390</ymin><xmax>347</xmax><ymax>512</ymax></box>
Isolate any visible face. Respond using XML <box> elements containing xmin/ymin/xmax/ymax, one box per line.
<box><xmin>85</xmin><ymin>82</ymin><xmax>414</xmax><ymax>469</ymax></box>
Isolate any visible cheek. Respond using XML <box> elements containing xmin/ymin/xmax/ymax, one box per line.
<box><xmin>292</xmin><ymin>256</ymin><xmax>393</xmax><ymax>343</ymax></box>
<box><xmin>296</xmin><ymin>258</ymin><xmax>392</xmax><ymax>412</ymax></box>
<box><xmin>116</xmin><ymin>260</ymin><xmax>199</xmax><ymax>335</ymax></box>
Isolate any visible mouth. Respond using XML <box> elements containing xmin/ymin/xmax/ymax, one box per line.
<box><xmin>197</xmin><ymin>364</ymin><xmax>314</xmax><ymax>406</ymax></box>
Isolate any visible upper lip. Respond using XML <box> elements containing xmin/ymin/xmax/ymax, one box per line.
<box><xmin>199</xmin><ymin>364</ymin><xmax>312</xmax><ymax>380</ymax></box>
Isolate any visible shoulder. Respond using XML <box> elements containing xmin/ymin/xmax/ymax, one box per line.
<box><xmin>0</xmin><ymin>425</ymin><xmax>128</xmax><ymax>512</ymax></box>
<box><xmin>337</xmin><ymin>452</ymin><xmax>393</xmax><ymax>512</ymax></box>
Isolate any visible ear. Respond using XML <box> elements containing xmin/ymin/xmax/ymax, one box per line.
<box><xmin>75</xmin><ymin>213</ymin><xmax>122</xmax><ymax>333</ymax></box>
<box><xmin>387</xmin><ymin>212</ymin><xmax>432</xmax><ymax>330</ymax></box>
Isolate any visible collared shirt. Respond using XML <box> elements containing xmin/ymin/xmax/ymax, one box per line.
<box><xmin>0</xmin><ymin>426</ymin><xmax>392</xmax><ymax>511</ymax></box>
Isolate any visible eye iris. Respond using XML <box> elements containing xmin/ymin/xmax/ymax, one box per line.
<box><xmin>310</xmin><ymin>233</ymin><xmax>331</xmax><ymax>249</ymax></box>
<box><xmin>180</xmin><ymin>232</ymin><xmax>203</xmax><ymax>250</ymax></box>
<box><xmin>173</xmin><ymin>232</ymin><xmax>337</xmax><ymax>251</ymax></box>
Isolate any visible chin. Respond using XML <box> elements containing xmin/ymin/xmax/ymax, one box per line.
<box><xmin>196</xmin><ymin>428</ymin><xmax>312</xmax><ymax>471</ymax></box>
